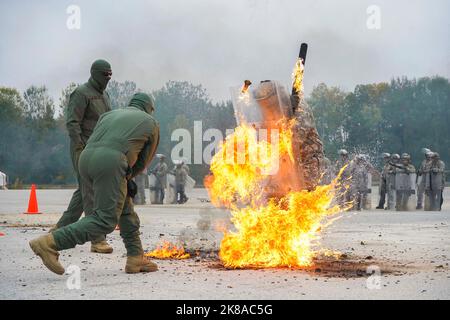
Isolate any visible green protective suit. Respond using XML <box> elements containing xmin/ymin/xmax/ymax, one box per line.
<box><xmin>56</xmin><ymin>60</ymin><xmax>112</xmax><ymax>243</ymax></box>
<box><xmin>53</xmin><ymin>93</ymin><xmax>159</xmax><ymax>256</ymax></box>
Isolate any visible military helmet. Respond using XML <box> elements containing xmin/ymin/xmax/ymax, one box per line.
<box><xmin>401</xmin><ymin>153</ymin><xmax>410</xmax><ymax>160</ymax></box>
<box><xmin>338</xmin><ymin>149</ymin><xmax>348</xmax><ymax>156</ymax></box>
<box><xmin>360</xmin><ymin>154</ymin><xmax>369</xmax><ymax>161</ymax></box>
<box><xmin>432</xmin><ymin>152</ymin><xmax>440</xmax><ymax>159</ymax></box>
<box><xmin>392</xmin><ymin>154</ymin><xmax>400</xmax><ymax>160</ymax></box>
<box><xmin>421</xmin><ymin>148</ymin><xmax>431</xmax><ymax>154</ymax></box>
<box><xmin>382</xmin><ymin>152</ymin><xmax>391</xmax><ymax>158</ymax></box>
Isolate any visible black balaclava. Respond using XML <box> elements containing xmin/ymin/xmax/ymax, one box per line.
<box><xmin>90</xmin><ymin>59</ymin><xmax>112</xmax><ymax>92</ymax></box>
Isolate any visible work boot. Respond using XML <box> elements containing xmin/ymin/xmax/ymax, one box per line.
<box><xmin>416</xmin><ymin>205</ymin><xmax>423</xmax><ymax>210</ymax></box>
<box><xmin>375</xmin><ymin>206</ymin><xmax>383</xmax><ymax>209</ymax></box>
<box><xmin>125</xmin><ymin>255</ymin><xmax>158</xmax><ymax>273</ymax></box>
<box><xmin>91</xmin><ymin>240</ymin><xmax>113</xmax><ymax>254</ymax></box>
<box><xmin>29</xmin><ymin>234</ymin><xmax>65</xmax><ymax>275</ymax></box>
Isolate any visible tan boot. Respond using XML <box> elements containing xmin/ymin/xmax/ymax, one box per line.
<box><xmin>125</xmin><ymin>255</ymin><xmax>158</xmax><ymax>273</ymax></box>
<box><xmin>91</xmin><ymin>240</ymin><xmax>113</xmax><ymax>254</ymax></box>
<box><xmin>29</xmin><ymin>234</ymin><xmax>65</xmax><ymax>275</ymax></box>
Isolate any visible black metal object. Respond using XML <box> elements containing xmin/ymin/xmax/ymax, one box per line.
<box><xmin>299</xmin><ymin>42</ymin><xmax>308</xmax><ymax>66</ymax></box>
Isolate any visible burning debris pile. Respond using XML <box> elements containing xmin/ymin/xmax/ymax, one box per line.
<box><xmin>145</xmin><ymin>240</ymin><xmax>190</xmax><ymax>260</ymax></box>
<box><xmin>145</xmin><ymin>208</ymin><xmax>232</xmax><ymax>260</ymax></box>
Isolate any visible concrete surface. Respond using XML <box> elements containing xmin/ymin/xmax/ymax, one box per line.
<box><xmin>0</xmin><ymin>188</ymin><xmax>449</xmax><ymax>300</ymax></box>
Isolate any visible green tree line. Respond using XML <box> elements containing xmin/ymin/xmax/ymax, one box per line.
<box><xmin>308</xmin><ymin>76</ymin><xmax>450</xmax><ymax>168</ymax></box>
<box><xmin>0</xmin><ymin>76</ymin><xmax>448</xmax><ymax>187</ymax></box>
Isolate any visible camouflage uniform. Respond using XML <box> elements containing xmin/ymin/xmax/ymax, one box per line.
<box><xmin>334</xmin><ymin>150</ymin><xmax>352</xmax><ymax>208</ymax></box>
<box><xmin>425</xmin><ymin>153</ymin><xmax>445</xmax><ymax>211</ymax></box>
<box><xmin>394</xmin><ymin>153</ymin><xmax>416</xmax><ymax>211</ymax></box>
<box><xmin>350</xmin><ymin>155</ymin><xmax>375</xmax><ymax>210</ymax></box>
<box><xmin>376</xmin><ymin>153</ymin><xmax>391</xmax><ymax>209</ymax></box>
<box><xmin>291</xmin><ymin>93</ymin><xmax>324</xmax><ymax>191</ymax></box>
<box><xmin>151</xmin><ymin>157</ymin><xmax>168</xmax><ymax>204</ymax></box>
<box><xmin>173</xmin><ymin>164</ymin><xmax>188</xmax><ymax>204</ymax></box>
<box><xmin>386</xmin><ymin>154</ymin><xmax>400</xmax><ymax>210</ymax></box>
<box><xmin>133</xmin><ymin>173</ymin><xmax>148</xmax><ymax>205</ymax></box>
<box><xmin>416</xmin><ymin>149</ymin><xmax>432</xmax><ymax>209</ymax></box>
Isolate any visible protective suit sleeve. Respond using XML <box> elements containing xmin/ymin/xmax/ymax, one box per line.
<box><xmin>131</xmin><ymin>123</ymin><xmax>160</xmax><ymax>178</ymax></box>
<box><xmin>66</xmin><ymin>90</ymin><xmax>88</xmax><ymax>148</ymax></box>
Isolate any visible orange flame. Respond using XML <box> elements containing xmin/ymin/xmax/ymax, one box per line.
<box><xmin>292</xmin><ymin>58</ymin><xmax>304</xmax><ymax>94</ymax></box>
<box><xmin>145</xmin><ymin>241</ymin><xmax>190</xmax><ymax>259</ymax></box>
<box><xmin>205</xmin><ymin>121</ymin><xmax>344</xmax><ymax>269</ymax></box>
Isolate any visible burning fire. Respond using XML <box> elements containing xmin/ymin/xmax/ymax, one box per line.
<box><xmin>292</xmin><ymin>58</ymin><xmax>304</xmax><ymax>94</ymax></box>
<box><xmin>145</xmin><ymin>241</ymin><xmax>190</xmax><ymax>260</ymax></box>
<box><xmin>205</xmin><ymin>121</ymin><xmax>343</xmax><ymax>269</ymax></box>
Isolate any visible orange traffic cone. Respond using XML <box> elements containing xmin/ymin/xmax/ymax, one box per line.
<box><xmin>24</xmin><ymin>184</ymin><xmax>42</xmax><ymax>214</ymax></box>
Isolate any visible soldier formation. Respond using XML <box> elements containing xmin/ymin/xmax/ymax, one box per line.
<box><xmin>148</xmin><ymin>157</ymin><xmax>191</xmax><ymax>205</ymax></box>
<box><xmin>132</xmin><ymin>155</ymin><xmax>193</xmax><ymax>205</ymax></box>
<box><xmin>416</xmin><ymin>149</ymin><xmax>445</xmax><ymax>211</ymax></box>
<box><xmin>334</xmin><ymin>148</ymin><xmax>446</xmax><ymax>211</ymax></box>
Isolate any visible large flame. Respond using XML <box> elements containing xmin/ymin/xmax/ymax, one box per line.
<box><xmin>145</xmin><ymin>241</ymin><xmax>190</xmax><ymax>259</ymax></box>
<box><xmin>205</xmin><ymin>121</ymin><xmax>343</xmax><ymax>269</ymax></box>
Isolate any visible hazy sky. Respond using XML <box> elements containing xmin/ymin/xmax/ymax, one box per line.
<box><xmin>0</xmin><ymin>0</ymin><xmax>449</xmax><ymax>103</ymax></box>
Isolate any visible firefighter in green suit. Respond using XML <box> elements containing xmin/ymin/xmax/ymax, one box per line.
<box><xmin>52</xmin><ymin>59</ymin><xmax>113</xmax><ymax>254</ymax></box>
<box><xmin>30</xmin><ymin>93</ymin><xmax>160</xmax><ymax>274</ymax></box>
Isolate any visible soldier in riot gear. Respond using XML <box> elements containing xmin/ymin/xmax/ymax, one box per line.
<box><xmin>319</xmin><ymin>156</ymin><xmax>333</xmax><ymax>185</ymax></box>
<box><xmin>416</xmin><ymin>148</ymin><xmax>431</xmax><ymax>209</ymax></box>
<box><xmin>133</xmin><ymin>172</ymin><xmax>148</xmax><ymax>205</ymax></box>
<box><xmin>386</xmin><ymin>153</ymin><xmax>400</xmax><ymax>210</ymax></box>
<box><xmin>376</xmin><ymin>153</ymin><xmax>391</xmax><ymax>209</ymax></box>
<box><xmin>394</xmin><ymin>153</ymin><xmax>416</xmax><ymax>211</ymax></box>
<box><xmin>335</xmin><ymin>149</ymin><xmax>352</xmax><ymax>208</ymax></box>
<box><xmin>149</xmin><ymin>154</ymin><xmax>168</xmax><ymax>204</ymax></box>
<box><xmin>425</xmin><ymin>152</ymin><xmax>445</xmax><ymax>211</ymax></box>
<box><xmin>172</xmin><ymin>161</ymin><xmax>189</xmax><ymax>204</ymax></box>
<box><xmin>349</xmin><ymin>155</ymin><xmax>374</xmax><ymax>210</ymax></box>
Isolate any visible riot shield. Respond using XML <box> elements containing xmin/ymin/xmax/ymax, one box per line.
<box><xmin>425</xmin><ymin>172</ymin><xmax>444</xmax><ymax>191</ymax></box>
<box><xmin>395</xmin><ymin>173</ymin><xmax>416</xmax><ymax>211</ymax></box>
<box><xmin>186</xmin><ymin>175</ymin><xmax>196</xmax><ymax>192</ymax></box>
<box><xmin>386</xmin><ymin>173</ymin><xmax>396</xmax><ymax>210</ymax></box>
<box><xmin>362</xmin><ymin>173</ymin><xmax>372</xmax><ymax>210</ymax></box>
<box><xmin>230</xmin><ymin>81</ymin><xmax>292</xmax><ymax>128</ymax></box>
<box><xmin>148</xmin><ymin>174</ymin><xmax>158</xmax><ymax>204</ymax></box>
<box><xmin>424</xmin><ymin>172</ymin><xmax>444</xmax><ymax>211</ymax></box>
<box><xmin>166</xmin><ymin>173</ymin><xmax>177</xmax><ymax>204</ymax></box>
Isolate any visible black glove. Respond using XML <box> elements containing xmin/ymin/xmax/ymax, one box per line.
<box><xmin>127</xmin><ymin>179</ymin><xmax>138</xmax><ymax>198</ymax></box>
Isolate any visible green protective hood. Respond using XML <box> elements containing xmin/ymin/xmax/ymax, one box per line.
<box><xmin>128</xmin><ymin>92</ymin><xmax>155</xmax><ymax>114</ymax></box>
<box><xmin>89</xmin><ymin>59</ymin><xmax>112</xmax><ymax>92</ymax></box>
